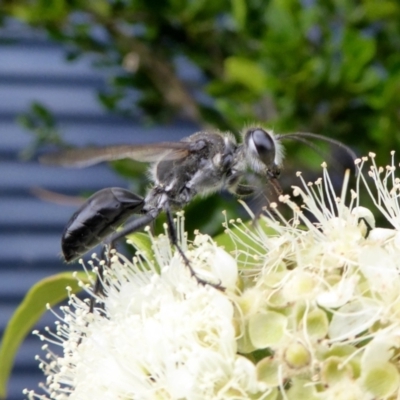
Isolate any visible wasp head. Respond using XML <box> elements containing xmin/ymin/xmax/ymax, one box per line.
<box><xmin>242</xmin><ymin>127</ymin><xmax>284</xmax><ymax>176</ymax></box>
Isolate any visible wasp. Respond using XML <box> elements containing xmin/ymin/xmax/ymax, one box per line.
<box><xmin>42</xmin><ymin>127</ymin><xmax>356</xmax><ymax>287</ymax></box>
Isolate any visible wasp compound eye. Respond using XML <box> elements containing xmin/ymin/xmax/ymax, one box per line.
<box><xmin>247</xmin><ymin>128</ymin><xmax>276</xmax><ymax>167</ymax></box>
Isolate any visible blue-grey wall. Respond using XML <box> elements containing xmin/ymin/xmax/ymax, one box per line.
<box><xmin>0</xmin><ymin>19</ymin><xmax>197</xmax><ymax>399</ymax></box>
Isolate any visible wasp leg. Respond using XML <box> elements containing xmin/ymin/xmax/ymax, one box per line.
<box><xmin>164</xmin><ymin>203</ymin><xmax>225</xmax><ymax>291</ymax></box>
<box><xmin>108</xmin><ymin>209</ymin><xmax>161</xmax><ymax>246</ymax></box>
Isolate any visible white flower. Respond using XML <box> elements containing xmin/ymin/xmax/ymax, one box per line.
<box><xmin>26</xmin><ymin>153</ymin><xmax>400</xmax><ymax>399</ymax></box>
<box><xmin>26</xmin><ymin>221</ymin><xmax>260</xmax><ymax>400</ymax></box>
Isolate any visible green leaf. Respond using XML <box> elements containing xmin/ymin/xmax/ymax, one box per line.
<box><xmin>31</xmin><ymin>102</ymin><xmax>56</xmax><ymax>127</ymax></box>
<box><xmin>224</xmin><ymin>57</ymin><xmax>268</xmax><ymax>94</ymax></box>
<box><xmin>231</xmin><ymin>0</ymin><xmax>247</xmax><ymax>30</ymax></box>
<box><xmin>341</xmin><ymin>29</ymin><xmax>376</xmax><ymax>82</ymax></box>
<box><xmin>126</xmin><ymin>232</ymin><xmax>153</xmax><ymax>261</ymax></box>
<box><xmin>111</xmin><ymin>159</ymin><xmax>148</xmax><ymax>180</ymax></box>
<box><xmin>86</xmin><ymin>0</ymin><xmax>111</xmax><ymax>17</ymax></box>
<box><xmin>214</xmin><ymin>216</ymin><xmax>276</xmax><ymax>268</ymax></box>
<box><xmin>264</xmin><ymin>0</ymin><xmax>301</xmax><ymax>47</ymax></box>
<box><xmin>11</xmin><ymin>0</ymin><xmax>67</xmax><ymax>23</ymax></box>
<box><xmin>364</xmin><ymin>0</ymin><xmax>400</xmax><ymax>20</ymax></box>
<box><xmin>184</xmin><ymin>194</ymin><xmax>237</xmax><ymax>238</ymax></box>
<box><xmin>0</xmin><ymin>272</ymin><xmax>88</xmax><ymax>399</ymax></box>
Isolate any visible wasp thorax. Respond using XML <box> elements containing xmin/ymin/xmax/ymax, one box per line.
<box><xmin>212</xmin><ymin>153</ymin><xmax>223</xmax><ymax>167</ymax></box>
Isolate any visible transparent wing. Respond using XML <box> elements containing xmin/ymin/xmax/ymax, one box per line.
<box><xmin>40</xmin><ymin>142</ymin><xmax>192</xmax><ymax>168</ymax></box>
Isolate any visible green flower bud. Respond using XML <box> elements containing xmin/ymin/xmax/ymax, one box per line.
<box><xmin>360</xmin><ymin>362</ymin><xmax>400</xmax><ymax>398</ymax></box>
<box><xmin>284</xmin><ymin>341</ymin><xmax>311</xmax><ymax>369</ymax></box>
<box><xmin>248</xmin><ymin>311</ymin><xmax>287</xmax><ymax>349</ymax></box>
<box><xmin>256</xmin><ymin>357</ymin><xmax>280</xmax><ymax>387</ymax></box>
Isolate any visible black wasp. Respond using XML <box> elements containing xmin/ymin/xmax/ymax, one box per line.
<box><xmin>42</xmin><ymin>127</ymin><xmax>356</xmax><ymax>286</ymax></box>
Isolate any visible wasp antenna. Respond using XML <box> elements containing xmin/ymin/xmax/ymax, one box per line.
<box><xmin>277</xmin><ymin>132</ymin><xmax>357</xmax><ymax>162</ymax></box>
<box><xmin>279</xmin><ymin>135</ymin><xmax>327</xmax><ymax>164</ymax></box>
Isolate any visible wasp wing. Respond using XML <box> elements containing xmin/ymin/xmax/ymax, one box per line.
<box><xmin>40</xmin><ymin>142</ymin><xmax>192</xmax><ymax>168</ymax></box>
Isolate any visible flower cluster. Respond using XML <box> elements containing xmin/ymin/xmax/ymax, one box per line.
<box><xmin>26</xmin><ymin>153</ymin><xmax>400</xmax><ymax>399</ymax></box>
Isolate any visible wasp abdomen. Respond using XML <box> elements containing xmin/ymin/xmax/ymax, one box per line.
<box><xmin>62</xmin><ymin>188</ymin><xmax>144</xmax><ymax>262</ymax></box>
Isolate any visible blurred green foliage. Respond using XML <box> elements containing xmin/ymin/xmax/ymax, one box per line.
<box><xmin>3</xmin><ymin>0</ymin><xmax>400</xmax><ymax>146</ymax></box>
<box><xmin>17</xmin><ymin>102</ymin><xmax>65</xmax><ymax>160</ymax></box>
<box><xmin>2</xmin><ymin>0</ymin><xmax>400</xmax><ymax>229</ymax></box>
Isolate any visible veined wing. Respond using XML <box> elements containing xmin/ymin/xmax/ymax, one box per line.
<box><xmin>40</xmin><ymin>142</ymin><xmax>192</xmax><ymax>168</ymax></box>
